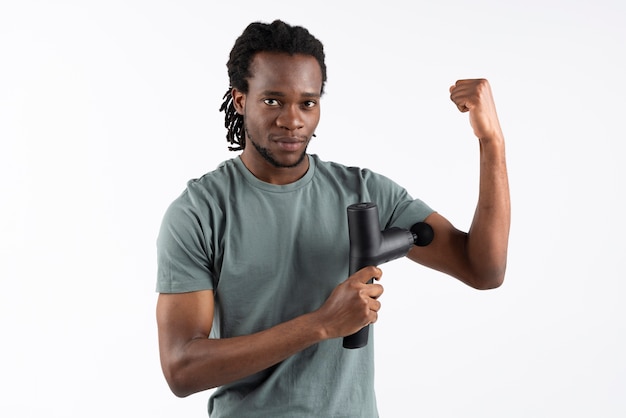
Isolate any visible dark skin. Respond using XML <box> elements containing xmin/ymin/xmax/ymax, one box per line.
<box><xmin>157</xmin><ymin>52</ymin><xmax>510</xmax><ymax>397</ymax></box>
<box><xmin>237</xmin><ymin>51</ymin><xmax>320</xmax><ymax>184</ymax></box>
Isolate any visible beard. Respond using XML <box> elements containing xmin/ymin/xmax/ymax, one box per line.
<box><xmin>246</xmin><ymin>126</ymin><xmax>309</xmax><ymax>169</ymax></box>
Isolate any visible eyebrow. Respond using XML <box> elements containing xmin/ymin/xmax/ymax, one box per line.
<box><xmin>261</xmin><ymin>90</ymin><xmax>321</xmax><ymax>98</ymax></box>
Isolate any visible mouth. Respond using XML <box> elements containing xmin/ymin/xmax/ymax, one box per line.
<box><xmin>272</xmin><ymin>136</ymin><xmax>308</xmax><ymax>152</ymax></box>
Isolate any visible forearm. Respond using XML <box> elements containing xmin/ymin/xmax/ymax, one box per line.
<box><xmin>164</xmin><ymin>312</ymin><xmax>326</xmax><ymax>397</ymax></box>
<box><xmin>466</xmin><ymin>135</ymin><xmax>511</xmax><ymax>288</ymax></box>
<box><xmin>159</xmin><ymin>267</ymin><xmax>382</xmax><ymax>397</ymax></box>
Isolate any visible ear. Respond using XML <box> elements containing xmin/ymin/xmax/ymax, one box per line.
<box><xmin>232</xmin><ymin>88</ymin><xmax>246</xmax><ymax>115</ymax></box>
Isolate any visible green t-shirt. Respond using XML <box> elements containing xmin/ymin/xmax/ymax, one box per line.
<box><xmin>157</xmin><ymin>154</ymin><xmax>434</xmax><ymax>417</ymax></box>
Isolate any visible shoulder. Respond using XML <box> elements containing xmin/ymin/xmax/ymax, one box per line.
<box><xmin>311</xmin><ymin>154</ymin><xmax>391</xmax><ymax>184</ymax></box>
<box><xmin>159</xmin><ymin>159</ymin><xmax>242</xmax><ymax>229</ymax></box>
<box><xmin>186</xmin><ymin>159</ymin><xmax>239</xmax><ymax>194</ymax></box>
<box><xmin>169</xmin><ymin>158</ymin><xmax>242</xmax><ymax>208</ymax></box>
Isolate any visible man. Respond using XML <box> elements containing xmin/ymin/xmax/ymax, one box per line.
<box><xmin>156</xmin><ymin>20</ymin><xmax>510</xmax><ymax>417</ymax></box>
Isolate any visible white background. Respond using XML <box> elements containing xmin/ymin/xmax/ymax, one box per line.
<box><xmin>1</xmin><ymin>0</ymin><xmax>624</xmax><ymax>417</ymax></box>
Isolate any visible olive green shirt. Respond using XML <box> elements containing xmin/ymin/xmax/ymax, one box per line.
<box><xmin>157</xmin><ymin>154</ymin><xmax>433</xmax><ymax>417</ymax></box>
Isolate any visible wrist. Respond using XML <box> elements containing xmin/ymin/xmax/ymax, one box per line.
<box><xmin>479</xmin><ymin>133</ymin><xmax>505</xmax><ymax>155</ymax></box>
<box><xmin>478</xmin><ymin>129</ymin><xmax>504</xmax><ymax>145</ymax></box>
<box><xmin>305</xmin><ymin>310</ymin><xmax>333</xmax><ymax>342</ymax></box>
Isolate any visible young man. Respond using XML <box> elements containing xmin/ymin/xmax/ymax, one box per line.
<box><xmin>156</xmin><ymin>20</ymin><xmax>510</xmax><ymax>417</ymax></box>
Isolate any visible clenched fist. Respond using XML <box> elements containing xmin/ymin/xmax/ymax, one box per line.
<box><xmin>450</xmin><ymin>79</ymin><xmax>503</xmax><ymax>144</ymax></box>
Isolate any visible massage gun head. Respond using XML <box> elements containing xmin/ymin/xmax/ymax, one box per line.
<box><xmin>410</xmin><ymin>222</ymin><xmax>434</xmax><ymax>247</ymax></box>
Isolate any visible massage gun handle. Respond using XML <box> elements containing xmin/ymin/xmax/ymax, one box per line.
<box><xmin>343</xmin><ymin>325</ymin><xmax>371</xmax><ymax>349</ymax></box>
<box><xmin>343</xmin><ymin>258</ymin><xmax>376</xmax><ymax>349</ymax></box>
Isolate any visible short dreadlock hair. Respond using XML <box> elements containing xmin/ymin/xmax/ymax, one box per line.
<box><xmin>219</xmin><ymin>20</ymin><xmax>327</xmax><ymax>151</ymax></box>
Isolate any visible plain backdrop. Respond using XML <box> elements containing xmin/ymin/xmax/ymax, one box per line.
<box><xmin>1</xmin><ymin>1</ymin><xmax>624</xmax><ymax>417</ymax></box>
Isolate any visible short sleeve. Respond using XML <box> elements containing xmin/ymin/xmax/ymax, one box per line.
<box><xmin>156</xmin><ymin>193</ymin><xmax>215</xmax><ymax>293</ymax></box>
<box><xmin>360</xmin><ymin>169</ymin><xmax>435</xmax><ymax>230</ymax></box>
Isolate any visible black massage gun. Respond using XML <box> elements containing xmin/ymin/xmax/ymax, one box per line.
<box><xmin>342</xmin><ymin>202</ymin><xmax>434</xmax><ymax>349</ymax></box>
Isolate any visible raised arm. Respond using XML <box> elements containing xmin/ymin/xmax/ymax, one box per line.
<box><xmin>156</xmin><ymin>266</ymin><xmax>383</xmax><ymax>397</ymax></box>
<box><xmin>408</xmin><ymin>79</ymin><xmax>510</xmax><ymax>289</ymax></box>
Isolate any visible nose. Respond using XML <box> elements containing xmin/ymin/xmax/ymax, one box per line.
<box><xmin>276</xmin><ymin>105</ymin><xmax>304</xmax><ymax>131</ymax></box>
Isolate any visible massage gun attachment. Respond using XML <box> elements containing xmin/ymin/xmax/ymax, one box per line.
<box><xmin>342</xmin><ymin>202</ymin><xmax>434</xmax><ymax>349</ymax></box>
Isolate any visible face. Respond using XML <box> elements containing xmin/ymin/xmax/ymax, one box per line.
<box><xmin>233</xmin><ymin>52</ymin><xmax>322</xmax><ymax>180</ymax></box>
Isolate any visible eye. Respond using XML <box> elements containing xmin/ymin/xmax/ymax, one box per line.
<box><xmin>263</xmin><ymin>98</ymin><xmax>280</xmax><ymax>106</ymax></box>
<box><xmin>303</xmin><ymin>100</ymin><xmax>317</xmax><ymax>109</ymax></box>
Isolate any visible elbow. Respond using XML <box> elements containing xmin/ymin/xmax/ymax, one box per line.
<box><xmin>168</xmin><ymin>381</ymin><xmax>194</xmax><ymax>399</ymax></box>
<box><xmin>163</xmin><ymin>366</ymin><xmax>193</xmax><ymax>398</ymax></box>
<box><xmin>461</xmin><ymin>246</ymin><xmax>508</xmax><ymax>290</ymax></box>
<box><xmin>471</xmin><ymin>264</ymin><xmax>506</xmax><ymax>290</ymax></box>
<box><xmin>474</xmin><ymin>274</ymin><xmax>504</xmax><ymax>290</ymax></box>
<box><xmin>162</xmin><ymin>360</ymin><xmax>212</xmax><ymax>398</ymax></box>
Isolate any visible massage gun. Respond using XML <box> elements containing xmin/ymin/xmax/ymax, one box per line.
<box><xmin>342</xmin><ymin>202</ymin><xmax>434</xmax><ymax>349</ymax></box>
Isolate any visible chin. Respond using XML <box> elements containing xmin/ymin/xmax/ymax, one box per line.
<box><xmin>253</xmin><ymin>140</ymin><xmax>308</xmax><ymax>169</ymax></box>
<box><xmin>274</xmin><ymin>151</ymin><xmax>308</xmax><ymax>169</ymax></box>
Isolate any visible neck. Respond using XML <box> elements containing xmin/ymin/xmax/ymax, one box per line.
<box><xmin>240</xmin><ymin>152</ymin><xmax>310</xmax><ymax>185</ymax></box>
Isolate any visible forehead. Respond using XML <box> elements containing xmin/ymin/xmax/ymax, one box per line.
<box><xmin>247</xmin><ymin>52</ymin><xmax>323</xmax><ymax>95</ymax></box>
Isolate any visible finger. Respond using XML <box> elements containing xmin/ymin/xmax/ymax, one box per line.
<box><xmin>370</xmin><ymin>298</ymin><xmax>382</xmax><ymax>312</ymax></box>
<box><xmin>450</xmin><ymin>91</ymin><xmax>470</xmax><ymax>112</ymax></box>
<box><xmin>372</xmin><ymin>267</ymin><xmax>383</xmax><ymax>281</ymax></box>
<box><xmin>450</xmin><ymin>79</ymin><xmax>472</xmax><ymax>93</ymax></box>
<box><xmin>355</xmin><ymin>266</ymin><xmax>382</xmax><ymax>284</ymax></box>
<box><xmin>368</xmin><ymin>311</ymin><xmax>379</xmax><ymax>325</ymax></box>
<box><xmin>450</xmin><ymin>87</ymin><xmax>468</xmax><ymax>112</ymax></box>
<box><xmin>362</xmin><ymin>281</ymin><xmax>384</xmax><ymax>300</ymax></box>
<box><xmin>368</xmin><ymin>299</ymin><xmax>382</xmax><ymax>323</ymax></box>
<box><xmin>451</xmin><ymin>97</ymin><xmax>469</xmax><ymax>112</ymax></box>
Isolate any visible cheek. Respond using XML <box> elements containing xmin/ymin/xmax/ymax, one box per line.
<box><xmin>307</xmin><ymin>111</ymin><xmax>321</xmax><ymax>130</ymax></box>
<box><xmin>243</xmin><ymin>113</ymin><xmax>273</xmax><ymax>140</ymax></box>
<box><xmin>246</xmin><ymin>114</ymin><xmax>272</xmax><ymax>133</ymax></box>
<box><xmin>244</xmin><ymin>104</ymin><xmax>273</xmax><ymax>124</ymax></box>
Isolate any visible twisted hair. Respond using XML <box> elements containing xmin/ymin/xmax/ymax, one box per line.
<box><xmin>219</xmin><ymin>20</ymin><xmax>327</xmax><ymax>151</ymax></box>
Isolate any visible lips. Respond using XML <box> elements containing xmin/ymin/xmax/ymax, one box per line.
<box><xmin>272</xmin><ymin>136</ymin><xmax>307</xmax><ymax>152</ymax></box>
